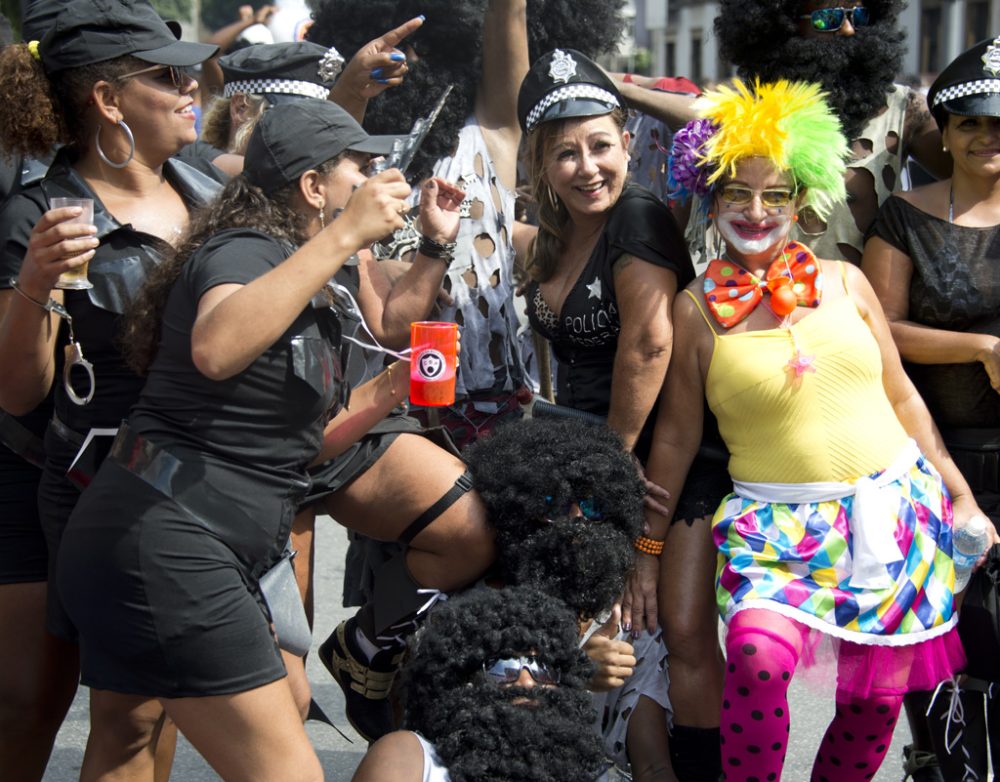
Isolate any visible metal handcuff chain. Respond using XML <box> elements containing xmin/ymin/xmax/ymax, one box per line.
<box><xmin>51</xmin><ymin>299</ymin><xmax>96</xmax><ymax>406</ymax></box>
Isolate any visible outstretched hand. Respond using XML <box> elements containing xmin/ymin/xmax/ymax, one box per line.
<box><xmin>417</xmin><ymin>178</ymin><xmax>466</xmax><ymax>244</ymax></box>
<box><xmin>334</xmin><ymin>16</ymin><xmax>422</xmax><ymax>102</ymax></box>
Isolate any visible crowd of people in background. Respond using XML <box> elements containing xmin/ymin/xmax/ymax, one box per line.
<box><xmin>0</xmin><ymin>0</ymin><xmax>998</xmax><ymax>781</ymax></box>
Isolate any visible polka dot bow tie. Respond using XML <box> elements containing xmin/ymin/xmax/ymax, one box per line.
<box><xmin>703</xmin><ymin>241</ymin><xmax>823</xmax><ymax>328</ymax></box>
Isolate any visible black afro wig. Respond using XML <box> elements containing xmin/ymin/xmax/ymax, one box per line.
<box><xmin>401</xmin><ymin>585</ymin><xmax>606</xmax><ymax>782</ymax></box>
<box><xmin>714</xmin><ymin>0</ymin><xmax>907</xmax><ymax>140</ymax></box>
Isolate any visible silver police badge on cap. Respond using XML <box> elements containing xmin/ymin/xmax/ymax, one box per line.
<box><xmin>983</xmin><ymin>36</ymin><xmax>1000</xmax><ymax>77</ymax></box>
<box><xmin>548</xmin><ymin>49</ymin><xmax>577</xmax><ymax>84</ymax></box>
<box><xmin>317</xmin><ymin>47</ymin><xmax>345</xmax><ymax>83</ymax></box>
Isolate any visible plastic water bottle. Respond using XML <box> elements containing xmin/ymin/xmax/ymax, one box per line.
<box><xmin>953</xmin><ymin>514</ymin><xmax>990</xmax><ymax>592</ymax></box>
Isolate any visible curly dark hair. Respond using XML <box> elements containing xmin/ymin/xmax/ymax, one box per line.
<box><xmin>123</xmin><ymin>159</ymin><xmax>338</xmax><ymax>375</ymax></box>
<box><xmin>714</xmin><ymin>0</ymin><xmax>906</xmax><ymax>140</ymax></box>
<box><xmin>401</xmin><ymin>585</ymin><xmax>606</xmax><ymax>782</ymax></box>
<box><xmin>308</xmin><ymin>0</ymin><xmax>486</xmax><ymax>183</ymax></box>
<box><xmin>526</xmin><ymin>0</ymin><xmax>627</xmax><ymax>61</ymax></box>
<box><xmin>466</xmin><ymin>418</ymin><xmax>644</xmax><ymax>617</ymax></box>
<box><xmin>0</xmin><ymin>47</ymin><xmax>146</xmax><ymax>158</ymax></box>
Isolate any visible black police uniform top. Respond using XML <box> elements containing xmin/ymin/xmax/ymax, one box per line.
<box><xmin>58</xmin><ymin>228</ymin><xmax>347</xmax><ymax>696</ymax></box>
<box><xmin>524</xmin><ymin>185</ymin><xmax>692</xmax><ymax>424</ymax></box>
<box><xmin>0</xmin><ymin>149</ymin><xmax>218</xmax><ymax>594</ymax></box>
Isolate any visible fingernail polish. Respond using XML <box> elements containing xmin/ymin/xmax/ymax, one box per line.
<box><xmin>370</xmin><ymin>67</ymin><xmax>383</xmax><ymax>78</ymax></box>
<box><xmin>622</xmin><ymin>622</ymin><xmax>631</xmax><ymax>632</ymax></box>
<box><xmin>418</xmin><ymin>14</ymin><xmax>426</xmax><ymax>20</ymax></box>
<box><xmin>375</xmin><ymin>77</ymin><xmax>390</xmax><ymax>84</ymax></box>
<box><xmin>390</xmin><ymin>52</ymin><xmax>406</xmax><ymax>62</ymax></box>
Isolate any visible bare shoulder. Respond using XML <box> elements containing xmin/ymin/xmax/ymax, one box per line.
<box><xmin>351</xmin><ymin>730</ymin><xmax>427</xmax><ymax>782</ymax></box>
<box><xmin>894</xmin><ymin>180</ymin><xmax>950</xmax><ymax>214</ymax></box>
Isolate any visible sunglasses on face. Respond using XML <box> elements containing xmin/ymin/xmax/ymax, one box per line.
<box><xmin>117</xmin><ymin>64</ymin><xmax>192</xmax><ymax>90</ymax></box>
<box><xmin>800</xmin><ymin>6</ymin><xmax>870</xmax><ymax>32</ymax></box>
<box><xmin>718</xmin><ymin>184</ymin><xmax>797</xmax><ymax>209</ymax></box>
<box><xmin>482</xmin><ymin>656</ymin><xmax>561</xmax><ymax>686</ymax></box>
<box><xmin>542</xmin><ymin>495</ymin><xmax>605</xmax><ymax>523</ymax></box>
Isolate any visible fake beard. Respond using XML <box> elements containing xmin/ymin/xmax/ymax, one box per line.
<box><xmin>716</xmin><ymin>212</ymin><xmax>792</xmax><ymax>258</ymax></box>
<box><xmin>408</xmin><ymin>682</ymin><xmax>606</xmax><ymax>782</ymax></box>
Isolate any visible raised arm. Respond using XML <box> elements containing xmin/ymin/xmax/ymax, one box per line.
<box><xmin>191</xmin><ymin>171</ymin><xmax>409</xmax><ymax>380</ymax></box>
<box><xmin>861</xmin><ymin>230</ymin><xmax>1000</xmax><ymax>388</ymax></box>
<box><xmin>474</xmin><ymin>0</ymin><xmax>528</xmax><ymax>190</ymax></box>
<box><xmin>902</xmin><ymin>88</ymin><xmax>952</xmax><ymax>181</ymax></box>
<box><xmin>354</xmin><ymin>177</ymin><xmax>465</xmax><ymax>347</ymax></box>
<box><xmin>611</xmin><ymin>76</ymin><xmax>698</xmax><ymax>132</ymax></box>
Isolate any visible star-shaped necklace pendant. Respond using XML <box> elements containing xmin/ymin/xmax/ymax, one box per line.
<box><xmin>787</xmin><ymin>350</ymin><xmax>817</xmax><ymax>378</ymax></box>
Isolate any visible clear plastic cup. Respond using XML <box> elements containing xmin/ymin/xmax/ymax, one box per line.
<box><xmin>50</xmin><ymin>197</ymin><xmax>95</xmax><ymax>290</ymax></box>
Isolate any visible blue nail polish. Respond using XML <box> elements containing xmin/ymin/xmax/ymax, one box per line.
<box><xmin>375</xmin><ymin>77</ymin><xmax>390</xmax><ymax>84</ymax></box>
<box><xmin>390</xmin><ymin>52</ymin><xmax>406</xmax><ymax>62</ymax></box>
<box><xmin>370</xmin><ymin>67</ymin><xmax>384</xmax><ymax>78</ymax></box>
<box><xmin>418</xmin><ymin>14</ymin><xmax>426</xmax><ymax>20</ymax></box>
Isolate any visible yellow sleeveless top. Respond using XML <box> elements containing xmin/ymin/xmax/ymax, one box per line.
<box><xmin>687</xmin><ymin>285</ymin><xmax>909</xmax><ymax>483</ymax></box>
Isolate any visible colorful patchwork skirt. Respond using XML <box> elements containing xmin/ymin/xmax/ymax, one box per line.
<box><xmin>713</xmin><ymin>451</ymin><xmax>965</xmax><ymax>697</ymax></box>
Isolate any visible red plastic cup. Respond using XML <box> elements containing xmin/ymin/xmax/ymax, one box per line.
<box><xmin>409</xmin><ymin>321</ymin><xmax>458</xmax><ymax>406</ymax></box>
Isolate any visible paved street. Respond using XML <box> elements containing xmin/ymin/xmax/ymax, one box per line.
<box><xmin>44</xmin><ymin>519</ymin><xmax>915</xmax><ymax>781</ymax></box>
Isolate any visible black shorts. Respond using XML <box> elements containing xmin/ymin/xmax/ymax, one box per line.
<box><xmin>672</xmin><ymin>444</ymin><xmax>731</xmax><ymax>525</ymax></box>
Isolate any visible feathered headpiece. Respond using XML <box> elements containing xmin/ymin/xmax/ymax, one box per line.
<box><xmin>667</xmin><ymin>79</ymin><xmax>848</xmax><ymax>218</ymax></box>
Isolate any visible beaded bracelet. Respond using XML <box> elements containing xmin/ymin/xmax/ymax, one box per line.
<box><xmin>633</xmin><ymin>536</ymin><xmax>665</xmax><ymax>556</ymax></box>
<box><xmin>418</xmin><ymin>235</ymin><xmax>457</xmax><ymax>264</ymax></box>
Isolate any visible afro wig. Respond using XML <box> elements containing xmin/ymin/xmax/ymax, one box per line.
<box><xmin>402</xmin><ymin>585</ymin><xmax>606</xmax><ymax>782</ymax></box>
<box><xmin>526</xmin><ymin>0</ymin><xmax>627</xmax><ymax>62</ymax></box>
<box><xmin>308</xmin><ymin>0</ymin><xmax>487</xmax><ymax>183</ymax></box>
<box><xmin>713</xmin><ymin>0</ymin><xmax>906</xmax><ymax>140</ymax></box>
<box><xmin>465</xmin><ymin>418</ymin><xmax>644</xmax><ymax>617</ymax></box>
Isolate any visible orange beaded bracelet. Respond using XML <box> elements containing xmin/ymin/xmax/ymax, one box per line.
<box><xmin>633</xmin><ymin>536</ymin><xmax>665</xmax><ymax>556</ymax></box>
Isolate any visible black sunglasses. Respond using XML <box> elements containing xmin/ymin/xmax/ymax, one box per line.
<box><xmin>800</xmin><ymin>6</ymin><xmax>870</xmax><ymax>32</ymax></box>
<box><xmin>117</xmin><ymin>64</ymin><xmax>193</xmax><ymax>90</ymax></box>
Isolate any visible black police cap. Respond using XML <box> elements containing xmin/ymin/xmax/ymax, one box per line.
<box><xmin>220</xmin><ymin>41</ymin><xmax>345</xmax><ymax>104</ymax></box>
<box><xmin>517</xmin><ymin>48</ymin><xmax>622</xmax><ymax>133</ymax></box>
<box><xmin>244</xmin><ymin>100</ymin><xmax>403</xmax><ymax>192</ymax></box>
<box><xmin>38</xmin><ymin>0</ymin><xmax>216</xmax><ymax>74</ymax></box>
<box><xmin>927</xmin><ymin>36</ymin><xmax>1000</xmax><ymax>130</ymax></box>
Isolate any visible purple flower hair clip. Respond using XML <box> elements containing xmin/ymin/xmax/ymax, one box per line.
<box><xmin>667</xmin><ymin>118</ymin><xmax>717</xmax><ymax>203</ymax></box>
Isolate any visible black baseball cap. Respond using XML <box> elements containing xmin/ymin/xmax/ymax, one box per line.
<box><xmin>927</xmin><ymin>35</ymin><xmax>1000</xmax><ymax>130</ymax></box>
<box><xmin>220</xmin><ymin>42</ymin><xmax>344</xmax><ymax>105</ymax></box>
<box><xmin>38</xmin><ymin>0</ymin><xmax>217</xmax><ymax>75</ymax></box>
<box><xmin>517</xmin><ymin>48</ymin><xmax>622</xmax><ymax>133</ymax></box>
<box><xmin>244</xmin><ymin>100</ymin><xmax>403</xmax><ymax>192</ymax></box>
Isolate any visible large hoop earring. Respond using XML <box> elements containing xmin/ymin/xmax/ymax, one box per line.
<box><xmin>95</xmin><ymin>120</ymin><xmax>135</xmax><ymax>169</ymax></box>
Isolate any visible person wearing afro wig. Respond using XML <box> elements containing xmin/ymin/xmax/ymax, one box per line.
<box><xmin>648</xmin><ymin>78</ymin><xmax>994</xmax><ymax>781</ymax></box>
<box><xmin>352</xmin><ymin>585</ymin><xmax>608</xmax><ymax>782</ymax></box>
<box><xmin>465</xmin><ymin>417</ymin><xmax>677</xmax><ymax>781</ymax></box>
<box><xmin>713</xmin><ymin>0</ymin><xmax>951</xmax><ymax>268</ymax></box>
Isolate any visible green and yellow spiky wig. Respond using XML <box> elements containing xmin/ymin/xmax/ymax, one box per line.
<box><xmin>670</xmin><ymin>79</ymin><xmax>849</xmax><ymax>218</ymax></box>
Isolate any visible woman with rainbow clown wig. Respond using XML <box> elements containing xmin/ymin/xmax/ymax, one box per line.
<box><xmin>645</xmin><ymin>78</ymin><xmax>999</xmax><ymax>780</ymax></box>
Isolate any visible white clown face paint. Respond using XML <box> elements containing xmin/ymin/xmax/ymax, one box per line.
<box><xmin>716</xmin><ymin>212</ymin><xmax>792</xmax><ymax>258</ymax></box>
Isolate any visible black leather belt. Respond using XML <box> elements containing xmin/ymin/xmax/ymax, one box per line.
<box><xmin>0</xmin><ymin>412</ymin><xmax>46</xmax><ymax>469</ymax></box>
<box><xmin>109</xmin><ymin>423</ymin><xmax>305</xmax><ymax>579</ymax></box>
<box><xmin>49</xmin><ymin>413</ymin><xmax>84</xmax><ymax>447</ymax></box>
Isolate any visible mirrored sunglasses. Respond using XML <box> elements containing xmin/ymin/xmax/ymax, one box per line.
<box><xmin>719</xmin><ymin>184</ymin><xmax>797</xmax><ymax>209</ymax></box>
<box><xmin>117</xmin><ymin>64</ymin><xmax>192</xmax><ymax>90</ymax></box>
<box><xmin>482</xmin><ymin>656</ymin><xmax>561</xmax><ymax>686</ymax></box>
<box><xmin>800</xmin><ymin>6</ymin><xmax>870</xmax><ymax>32</ymax></box>
<box><xmin>542</xmin><ymin>495</ymin><xmax>605</xmax><ymax>523</ymax></box>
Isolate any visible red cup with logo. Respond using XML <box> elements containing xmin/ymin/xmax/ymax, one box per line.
<box><xmin>410</xmin><ymin>321</ymin><xmax>458</xmax><ymax>406</ymax></box>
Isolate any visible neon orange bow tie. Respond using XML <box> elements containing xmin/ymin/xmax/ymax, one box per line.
<box><xmin>703</xmin><ymin>241</ymin><xmax>823</xmax><ymax>328</ymax></box>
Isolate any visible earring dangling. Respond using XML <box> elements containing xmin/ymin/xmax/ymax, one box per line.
<box><xmin>95</xmin><ymin>119</ymin><xmax>135</xmax><ymax>169</ymax></box>
<box><xmin>792</xmin><ymin>213</ymin><xmax>799</xmax><ymax>223</ymax></box>
<box><xmin>942</xmin><ymin>145</ymin><xmax>949</xmax><ymax>153</ymax></box>
<box><xmin>318</xmin><ymin>203</ymin><xmax>326</xmax><ymax>229</ymax></box>
<box><xmin>707</xmin><ymin>211</ymin><xmax>715</xmax><ymax>219</ymax></box>
<box><xmin>546</xmin><ymin>184</ymin><xmax>559</xmax><ymax>211</ymax></box>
